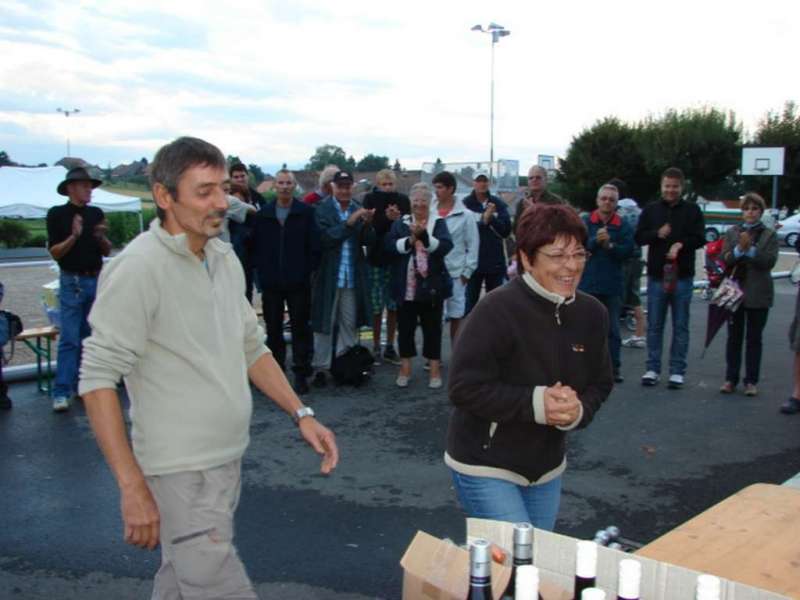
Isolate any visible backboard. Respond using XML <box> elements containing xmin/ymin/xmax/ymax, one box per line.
<box><xmin>741</xmin><ymin>147</ymin><xmax>784</xmax><ymax>176</ymax></box>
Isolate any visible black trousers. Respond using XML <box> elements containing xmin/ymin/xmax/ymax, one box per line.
<box><xmin>262</xmin><ymin>287</ymin><xmax>312</xmax><ymax>376</ymax></box>
<box><xmin>725</xmin><ymin>307</ymin><xmax>769</xmax><ymax>385</ymax></box>
<box><xmin>465</xmin><ymin>272</ymin><xmax>506</xmax><ymax>315</ymax></box>
<box><xmin>397</xmin><ymin>300</ymin><xmax>443</xmax><ymax>360</ymax></box>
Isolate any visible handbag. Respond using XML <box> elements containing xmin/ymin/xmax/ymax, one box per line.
<box><xmin>710</xmin><ymin>267</ymin><xmax>744</xmax><ymax>312</ymax></box>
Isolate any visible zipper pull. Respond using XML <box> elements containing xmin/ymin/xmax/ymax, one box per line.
<box><xmin>555</xmin><ymin>306</ymin><xmax>561</xmax><ymax>325</ymax></box>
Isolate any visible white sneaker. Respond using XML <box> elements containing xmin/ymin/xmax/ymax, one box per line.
<box><xmin>622</xmin><ymin>336</ymin><xmax>645</xmax><ymax>348</ymax></box>
<box><xmin>396</xmin><ymin>375</ymin><xmax>410</xmax><ymax>388</ymax></box>
<box><xmin>428</xmin><ymin>377</ymin><xmax>443</xmax><ymax>389</ymax></box>
<box><xmin>668</xmin><ymin>374</ymin><xmax>684</xmax><ymax>389</ymax></box>
<box><xmin>52</xmin><ymin>396</ymin><xmax>71</xmax><ymax>412</ymax></box>
<box><xmin>641</xmin><ymin>371</ymin><xmax>659</xmax><ymax>386</ymax></box>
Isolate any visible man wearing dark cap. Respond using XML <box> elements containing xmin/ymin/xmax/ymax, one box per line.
<box><xmin>310</xmin><ymin>171</ymin><xmax>376</xmax><ymax>387</ymax></box>
<box><xmin>47</xmin><ymin>167</ymin><xmax>111</xmax><ymax>412</ymax></box>
<box><xmin>463</xmin><ymin>171</ymin><xmax>512</xmax><ymax>314</ymax></box>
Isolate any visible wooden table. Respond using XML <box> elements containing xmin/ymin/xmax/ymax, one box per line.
<box><xmin>637</xmin><ymin>483</ymin><xmax>800</xmax><ymax>598</ymax></box>
<box><xmin>15</xmin><ymin>325</ymin><xmax>59</xmax><ymax>396</ymax></box>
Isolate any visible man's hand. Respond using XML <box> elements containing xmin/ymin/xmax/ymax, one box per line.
<box><xmin>657</xmin><ymin>223</ymin><xmax>671</xmax><ymax>239</ymax></box>
<box><xmin>71</xmin><ymin>214</ymin><xmax>83</xmax><ymax>238</ymax></box>
<box><xmin>482</xmin><ymin>203</ymin><xmax>496</xmax><ymax>224</ymax></box>
<box><xmin>543</xmin><ymin>382</ymin><xmax>581</xmax><ymax>427</ymax></box>
<box><xmin>120</xmin><ymin>478</ymin><xmax>160</xmax><ymax>550</ymax></box>
<box><xmin>596</xmin><ymin>226</ymin><xmax>610</xmax><ymax>246</ymax></box>
<box><xmin>94</xmin><ymin>219</ymin><xmax>109</xmax><ymax>239</ymax></box>
<box><xmin>385</xmin><ymin>205</ymin><xmax>401</xmax><ymax>222</ymax></box>
<box><xmin>298</xmin><ymin>418</ymin><xmax>339</xmax><ymax>475</ymax></box>
<box><xmin>738</xmin><ymin>231</ymin><xmax>752</xmax><ymax>252</ymax></box>
<box><xmin>666</xmin><ymin>241</ymin><xmax>683</xmax><ymax>260</ymax></box>
<box><xmin>346</xmin><ymin>208</ymin><xmax>364</xmax><ymax>226</ymax></box>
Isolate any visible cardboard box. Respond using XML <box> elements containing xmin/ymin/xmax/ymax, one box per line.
<box><xmin>399</xmin><ymin>520</ymin><xmax>791</xmax><ymax>600</ymax></box>
<box><xmin>400</xmin><ymin>530</ymin><xmax>511</xmax><ymax>599</ymax></box>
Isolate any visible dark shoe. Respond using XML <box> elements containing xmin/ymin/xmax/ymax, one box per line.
<box><xmin>0</xmin><ymin>394</ymin><xmax>11</xmax><ymax>410</ymax></box>
<box><xmin>780</xmin><ymin>397</ymin><xmax>800</xmax><ymax>415</ymax></box>
<box><xmin>293</xmin><ymin>375</ymin><xmax>310</xmax><ymax>395</ymax></box>
<box><xmin>383</xmin><ymin>345</ymin><xmax>401</xmax><ymax>366</ymax></box>
<box><xmin>372</xmin><ymin>348</ymin><xmax>382</xmax><ymax>367</ymax></box>
<box><xmin>312</xmin><ymin>371</ymin><xmax>327</xmax><ymax>388</ymax></box>
<box><xmin>613</xmin><ymin>371</ymin><xmax>624</xmax><ymax>384</ymax></box>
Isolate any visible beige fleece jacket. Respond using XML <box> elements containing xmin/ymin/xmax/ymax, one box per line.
<box><xmin>79</xmin><ymin>220</ymin><xmax>268</xmax><ymax>476</ymax></box>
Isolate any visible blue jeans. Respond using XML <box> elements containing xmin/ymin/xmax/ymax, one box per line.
<box><xmin>54</xmin><ymin>273</ymin><xmax>98</xmax><ymax>398</ymax></box>
<box><xmin>450</xmin><ymin>470</ymin><xmax>562</xmax><ymax>531</ymax></box>
<box><xmin>646</xmin><ymin>276</ymin><xmax>692</xmax><ymax>376</ymax></box>
<box><xmin>592</xmin><ymin>293</ymin><xmax>622</xmax><ymax>371</ymax></box>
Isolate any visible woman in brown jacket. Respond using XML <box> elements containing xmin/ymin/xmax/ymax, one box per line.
<box><xmin>719</xmin><ymin>193</ymin><xmax>779</xmax><ymax>396</ymax></box>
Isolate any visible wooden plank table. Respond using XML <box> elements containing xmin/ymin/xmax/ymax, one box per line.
<box><xmin>15</xmin><ymin>325</ymin><xmax>59</xmax><ymax>396</ymax></box>
<box><xmin>637</xmin><ymin>483</ymin><xmax>800</xmax><ymax>598</ymax></box>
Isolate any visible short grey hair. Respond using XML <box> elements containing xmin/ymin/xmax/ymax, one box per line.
<box><xmin>150</xmin><ymin>136</ymin><xmax>226</xmax><ymax>222</ymax></box>
<box><xmin>596</xmin><ymin>184</ymin><xmax>619</xmax><ymax>199</ymax></box>
<box><xmin>528</xmin><ymin>165</ymin><xmax>548</xmax><ymax>180</ymax></box>
<box><xmin>275</xmin><ymin>168</ymin><xmax>296</xmax><ymax>184</ymax></box>
<box><xmin>318</xmin><ymin>165</ymin><xmax>340</xmax><ymax>189</ymax></box>
<box><xmin>409</xmin><ymin>182</ymin><xmax>433</xmax><ymax>203</ymax></box>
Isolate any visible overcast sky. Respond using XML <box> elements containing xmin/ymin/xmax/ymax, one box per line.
<box><xmin>1</xmin><ymin>0</ymin><xmax>798</xmax><ymax>175</ymax></box>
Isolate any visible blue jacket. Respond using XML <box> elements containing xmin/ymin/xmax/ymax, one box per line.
<box><xmin>384</xmin><ymin>216</ymin><xmax>453</xmax><ymax>304</ymax></box>
<box><xmin>462</xmin><ymin>191</ymin><xmax>512</xmax><ymax>274</ymax></box>
<box><xmin>253</xmin><ymin>198</ymin><xmax>320</xmax><ymax>290</ymax></box>
<box><xmin>579</xmin><ymin>210</ymin><xmax>635</xmax><ymax>297</ymax></box>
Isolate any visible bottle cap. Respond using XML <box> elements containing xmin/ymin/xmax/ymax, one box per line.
<box><xmin>581</xmin><ymin>588</ymin><xmax>607</xmax><ymax>600</ymax></box>
<box><xmin>608</xmin><ymin>542</ymin><xmax>623</xmax><ymax>551</ymax></box>
<box><xmin>575</xmin><ymin>540</ymin><xmax>598</xmax><ymax>577</ymax></box>
<box><xmin>618</xmin><ymin>559</ymin><xmax>641</xmax><ymax>599</ymax></box>
<box><xmin>515</xmin><ymin>565</ymin><xmax>540</xmax><ymax>600</ymax></box>
<box><xmin>513</xmin><ymin>522</ymin><xmax>534</xmax><ymax>545</ymax></box>
<box><xmin>469</xmin><ymin>539</ymin><xmax>491</xmax><ymax>578</ymax></box>
<box><xmin>605</xmin><ymin>525</ymin><xmax>620</xmax><ymax>540</ymax></box>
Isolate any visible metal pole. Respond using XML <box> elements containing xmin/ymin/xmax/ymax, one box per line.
<box><xmin>489</xmin><ymin>34</ymin><xmax>495</xmax><ymax>187</ymax></box>
<box><xmin>772</xmin><ymin>175</ymin><xmax>779</xmax><ymax>210</ymax></box>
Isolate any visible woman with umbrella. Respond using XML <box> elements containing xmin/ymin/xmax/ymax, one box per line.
<box><xmin>719</xmin><ymin>193</ymin><xmax>778</xmax><ymax>396</ymax></box>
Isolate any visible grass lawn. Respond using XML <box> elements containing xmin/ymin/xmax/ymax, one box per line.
<box><xmin>104</xmin><ymin>183</ymin><xmax>153</xmax><ymax>201</ymax></box>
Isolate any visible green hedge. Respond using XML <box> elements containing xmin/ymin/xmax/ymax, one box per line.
<box><xmin>0</xmin><ymin>220</ymin><xmax>30</xmax><ymax>248</ymax></box>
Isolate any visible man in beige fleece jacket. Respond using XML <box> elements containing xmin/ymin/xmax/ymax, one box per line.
<box><xmin>79</xmin><ymin>137</ymin><xmax>338</xmax><ymax>600</ymax></box>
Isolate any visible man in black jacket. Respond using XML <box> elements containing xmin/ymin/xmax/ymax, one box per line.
<box><xmin>463</xmin><ymin>172</ymin><xmax>512</xmax><ymax>314</ymax></box>
<box><xmin>361</xmin><ymin>169</ymin><xmax>410</xmax><ymax>364</ymax></box>
<box><xmin>229</xmin><ymin>162</ymin><xmax>264</xmax><ymax>303</ymax></box>
<box><xmin>253</xmin><ymin>170</ymin><xmax>320</xmax><ymax>394</ymax></box>
<box><xmin>635</xmin><ymin>167</ymin><xmax>705</xmax><ymax>389</ymax></box>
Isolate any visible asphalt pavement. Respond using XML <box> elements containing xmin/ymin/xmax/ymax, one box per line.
<box><xmin>2</xmin><ymin>279</ymin><xmax>800</xmax><ymax>599</ymax></box>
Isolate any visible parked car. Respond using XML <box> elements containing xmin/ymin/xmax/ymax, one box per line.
<box><xmin>777</xmin><ymin>214</ymin><xmax>800</xmax><ymax>248</ymax></box>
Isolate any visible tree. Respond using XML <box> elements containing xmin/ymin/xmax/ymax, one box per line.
<box><xmin>355</xmin><ymin>154</ymin><xmax>390</xmax><ymax>171</ymax></box>
<box><xmin>306</xmin><ymin>144</ymin><xmax>352</xmax><ymax>171</ymax></box>
<box><xmin>557</xmin><ymin>117</ymin><xmax>650</xmax><ymax>209</ymax></box>
<box><xmin>637</xmin><ymin>107</ymin><xmax>742</xmax><ymax>201</ymax></box>
<box><xmin>0</xmin><ymin>151</ymin><xmax>14</xmax><ymax>167</ymax></box>
<box><xmin>248</xmin><ymin>164</ymin><xmax>265</xmax><ymax>184</ymax></box>
<box><xmin>226</xmin><ymin>154</ymin><xmax>242</xmax><ymax>167</ymax></box>
<box><xmin>753</xmin><ymin>101</ymin><xmax>800</xmax><ymax>210</ymax></box>
<box><xmin>393</xmin><ymin>159</ymin><xmax>402</xmax><ymax>172</ymax></box>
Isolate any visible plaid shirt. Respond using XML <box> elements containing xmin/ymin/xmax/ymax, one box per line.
<box><xmin>335</xmin><ymin>200</ymin><xmax>357</xmax><ymax>288</ymax></box>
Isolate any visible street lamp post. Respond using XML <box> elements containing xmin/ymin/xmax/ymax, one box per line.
<box><xmin>56</xmin><ymin>107</ymin><xmax>81</xmax><ymax>157</ymax></box>
<box><xmin>471</xmin><ymin>23</ymin><xmax>510</xmax><ymax>187</ymax></box>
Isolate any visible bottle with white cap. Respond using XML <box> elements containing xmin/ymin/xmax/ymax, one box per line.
<box><xmin>514</xmin><ymin>564</ymin><xmax>540</xmax><ymax>600</ymax></box>
<box><xmin>695</xmin><ymin>573</ymin><xmax>721</xmax><ymax>600</ymax></box>
<box><xmin>468</xmin><ymin>538</ymin><xmax>494</xmax><ymax>600</ymax></box>
<box><xmin>616</xmin><ymin>559</ymin><xmax>641</xmax><ymax>600</ymax></box>
<box><xmin>573</xmin><ymin>540</ymin><xmax>598</xmax><ymax>600</ymax></box>
<box><xmin>581</xmin><ymin>588</ymin><xmax>607</xmax><ymax>600</ymax></box>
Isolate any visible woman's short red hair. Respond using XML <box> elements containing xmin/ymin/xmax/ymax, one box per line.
<box><xmin>515</xmin><ymin>203</ymin><xmax>587</xmax><ymax>266</ymax></box>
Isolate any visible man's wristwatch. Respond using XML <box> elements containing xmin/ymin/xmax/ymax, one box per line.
<box><xmin>293</xmin><ymin>406</ymin><xmax>315</xmax><ymax>423</ymax></box>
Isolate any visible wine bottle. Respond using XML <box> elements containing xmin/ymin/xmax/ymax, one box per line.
<box><xmin>502</xmin><ymin>522</ymin><xmax>534</xmax><ymax>599</ymax></box>
<box><xmin>616</xmin><ymin>559</ymin><xmax>641</xmax><ymax>600</ymax></box>
<box><xmin>582</xmin><ymin>588</ymin><xmax>607</xmax><ymax>600</ymax></box>
<box><xmin>514</xmin><ymin>564</ymin><xmax>540</xmax><ymax>600</ymax></box>
<box><xmin>573</xmin><ymin>541</ymin><xmax>598</xmax><ymax>600</ymax></box>
<box><xmin>468</xmin><ymin>538</ymin><xmax>493</xmax><ymax>600</ymax></box>
<box><xmin>695</xmin><ymin>574</ymin><xmax>721</xmax><ymax>600</ymax></box>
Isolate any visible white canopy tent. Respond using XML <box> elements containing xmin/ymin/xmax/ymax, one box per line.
<box><xmin>0</xmin><ymin>166</ymin><xmax>143</xmax><ymax>229</ymax></box>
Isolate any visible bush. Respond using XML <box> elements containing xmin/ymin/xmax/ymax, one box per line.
<box><xmin>27</xmin><ymin>234</ymin><xmax>48</xmax><ymax>248</ymax></box>
<box><xmin>0</xmin><ymin>220</ymin><xmax>30</xmax><ymax>248</ymax></box>
<box><xmin>106</xmin><ymin>212</ymin><xmax>143</xmax><ymax>247</ymax></box>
